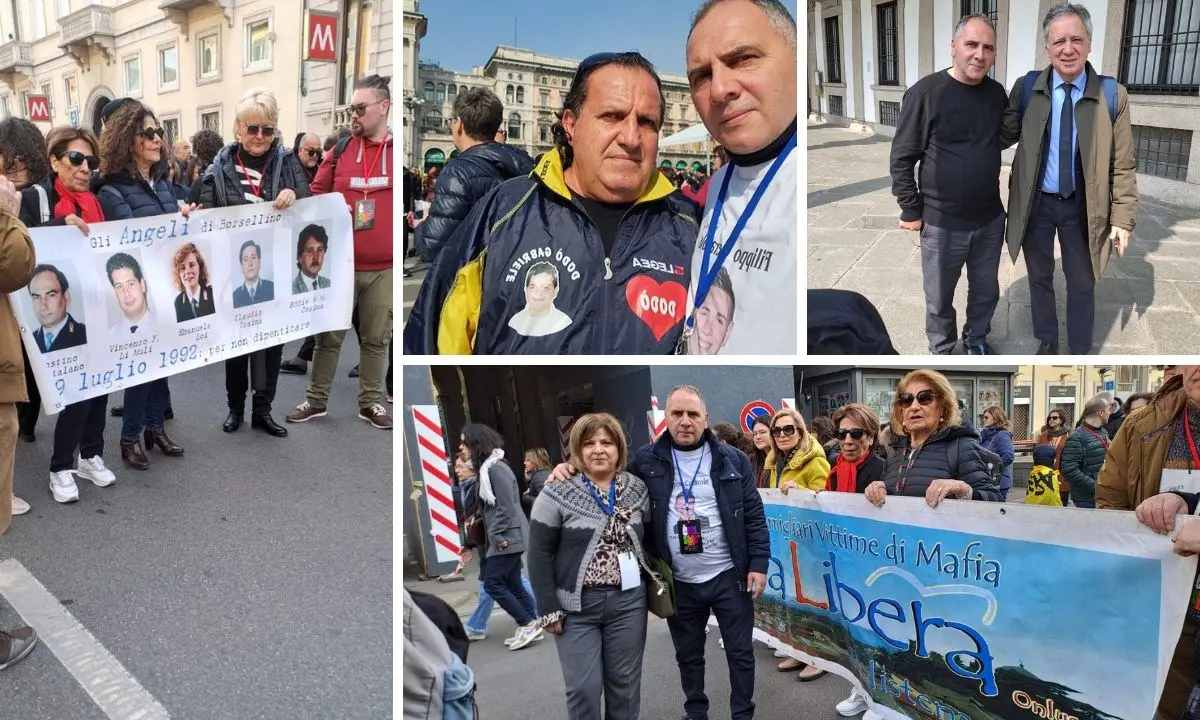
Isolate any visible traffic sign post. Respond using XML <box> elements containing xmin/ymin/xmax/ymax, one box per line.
<box><xmin>740</xmin><ymin>400</ymin><xmax>776</xmax><ymax>433</ymax></box>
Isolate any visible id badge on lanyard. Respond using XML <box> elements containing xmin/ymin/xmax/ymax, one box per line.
<box><xmin>673</xmin><ymin>447</ymin><xmax>707</xmax><ymax>554</ymax></box>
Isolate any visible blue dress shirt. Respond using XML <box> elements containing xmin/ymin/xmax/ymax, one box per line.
<box><xmin>1042</xmin><ymin>68</ymin><xmax>1089</xmax><ymax>194</ymax></box>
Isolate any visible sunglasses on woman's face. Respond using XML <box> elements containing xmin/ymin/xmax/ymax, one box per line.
<box><xmin>898</xmin><ymin>389</ymin><xmax>936</xmax><ymax>407</ymax></box>
<box><xmin>1048</xmin><ymin>415</ymin><xmax>1062</xmax><ymax>422</ymax></box>
<box><xmin>59</xmin><ymin>150</ymin><xmax>99</xmax><ymax>171</ymax></box>
<box><xmin>245</xmin><ymin>125</ymin><xmax>276</xmax><ymax>138</ymax></box>
<box><xmin>770</xmin><ymin>424</ymin><xmax>797</xmax><ymax>438</ymax></box>
<box><xmin>837</xmin><ymin>428</ymin><xmax>867</xmax><ymax>440</ymax></box>
<box><xmin>138</xmin><ymin>127</ymin><xmax>164</xmax><ymax>142</ymax></box>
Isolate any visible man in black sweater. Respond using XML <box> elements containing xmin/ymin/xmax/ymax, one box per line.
<box><xmin>890</xmin><ymin>13</ymin><xmax>1017</xmax><ymax>355</ymax></box>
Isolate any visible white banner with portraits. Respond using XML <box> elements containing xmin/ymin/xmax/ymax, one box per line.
<box><xmin>7</xmin><ymin>193</ymin><xmax>354</xmax><ymax>414</ymax></box>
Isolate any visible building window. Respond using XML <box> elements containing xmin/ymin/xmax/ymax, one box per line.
<box><xmin>824</xmin><ymin>16</ymin><xmax>843</xmax><ymax>84</ymax></box>
<box><xmin>40</xmin><ymin>83</ymin><xmax>52</xmax><ymax>114</ymax></box>
<box><xmin>1132</xmin><ymin>125</ymin><xmax>1193</xmax><ymax>179</ymax></box>
<box><xmin>162</xmin><ymin>117</ymin><xmax>180</xmax><ymax>145</ymax></box>
<box><xmin>540</xmin><ymin>89</ymin><xmax>549</xmax><ymax>107</ymax></box>
<box><xmin>879</xmin><ymin>100</ymin><xmax>901</xmax><ymax>126</ymax></box>
<box><xmin>424</xmin><ymin>81</ymin><xmax>435</xmax><ymax>102</ymax></box>
<box><xmin>245</xmin><ymin>16</ymin><xmax>271</xmax><ymax>69</ymax></box>
<box><xmin>123</xmin><ymin>55</ymin><xmax>142</xmax><ymax>96</ymax></box>
<box><xmin>31</xmin><ymin>1</ymin><xmax>46</xmax><ymax>39</ymax></box>
<box><xmin>516</xmin><ymin>87</ymin><xmax>524</xmax><ymax>104</ymax></box>
<box><xmin>198</xmin><ymin>30</ymin><xmax>220</xmax><ymax>80</ymax></box>
<box><xmin>876</xmin><ymin>3</ymin><xmax>899</xmax><ymax>86</ymax></box>
<box><xmin>64</xmin><ymin>75</ymin><xmax>78</xmax><ymax>108</ymax></box>
<box><xmin>829</xmin><ymin>94</ymin><xmax>845</xmax><ymax>116</ymax></box>
<box><xmin>423</xmin><ymin>109</ymin><xmax>443</xmax><ymax>133</ymax></box>
<box><xmin>1120</xmin><ymin>0</ymin><xmax>1200</xmax><ymax>95</ymax></box>
<box><xmin>960</xmin><ymin>0</ymin><xmax>998</xmax><ymax>24</ymax></box>
<box><xmin>508</xmin><ymin>112</ymin><xmax>521</xmax><ymax>140</ymax></box>
<box><xmin>337</xmin><ymin>0</ymin><xmax>374</xmax><ymax>105</ymax></box>
<box><xmin>200</xmin><ymin>109</ymin><xmax>221</xmax><ymax>132</ymax></box>
<box><xmin>506</xmin><ymin>85</ymin><xmax>515</xmax><ymax>103</ymax></box>
<box><xmin>158</xmin><ymin>44</ymin><xmax>179</xmax><ymax>91</ymax></box>
<box><xmin>448</xmin><ymin>84</ymin><xmax>457</xmax><ymax>101</ymax></box>
<box><xmin>436</xmin><ymin>83</ymin><xmax>446</xmax><ymax>103</ymax></box>
<box><xmin>539</xmin><ymin>125</ymin><xmax>549</xmax><ymax>142</ymax></box>
<box><xmin>57</xmin><ymin>0</ymin><xmax>70</xmax><ymax>16</ymax></box>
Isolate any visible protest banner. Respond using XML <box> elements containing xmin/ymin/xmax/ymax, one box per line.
<box><xmin>753</xmin><ymin>490</ymin><xmax>1196</xmax><ymax>720</ymax></box>
<box><xmin>8</xmin><ymin>193</ymin><xmax>353</xmax><ymax>414</ymax></box>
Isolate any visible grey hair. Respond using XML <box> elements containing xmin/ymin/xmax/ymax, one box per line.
<box><xmin>666</xmin><ymin>384</ymin><xmax>707</xmax><ymax>410</ymax></box>
<box><xmin>689</xmin><ymin>0</ymin><xmax>797</xmax><ymax>50</ymax></box>
<box><xmin>1082</xmin><ymin>396</ymin><xmax>1110</xmax><ymax>418</ymax></box>
<box><xmin>1042</xmin><ymin>3</ymin><xmax>1093</xmax><ymax>45</ymax></box>
<box><xmin>954</xmin><ymin>13</ymin><xmax>996</xmax><ymax>40</ymax></box>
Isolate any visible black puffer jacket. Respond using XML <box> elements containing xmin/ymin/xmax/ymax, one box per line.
<box><xmin>882</xmin><ymin>424</ymin><xmax>1003</xmax><ymax>501</ymax></box>
<box><xmin>417</xmin><ymin>142</ymin><xmax>534</xmax><ymax>262</ymax></box>
<box><xmin>192</xmin><ymin>141</ymin><xmax>313</xmax><ymax>208</ymax></box>
<box><xmin>96</xmin><ymin>170</ymin><xmax>179</xmax><ymax>220</ymax></box>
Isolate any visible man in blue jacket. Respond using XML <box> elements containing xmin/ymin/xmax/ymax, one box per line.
<box><xmin>631</xmin><ymin>385</ymin><xmax>768</xmax><ymax>720</ymax></box>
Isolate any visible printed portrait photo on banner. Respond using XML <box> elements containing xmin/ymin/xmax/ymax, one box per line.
<box><xmin>24</xmin><ymin>261</ymin><xmax>87</xmax><ymax>354</ymax></box>
<box><xmin>171</xmin><ymin>241</ymin><xmax>217</xmax><ymax>323</ymax></box>
<box><xmin>105</xmin><ymin>251</ymin><xmax>154</xmax><ymax>337</ymax></box>
<box><xmin>292</xmin><ymin>222</ymin><xmax>331</xmax><ymax>295</ymax></box>
<box><xmin>232</xmin><ymin>237</ymin><xmax>275</xmax><ymax>309</ymax></box>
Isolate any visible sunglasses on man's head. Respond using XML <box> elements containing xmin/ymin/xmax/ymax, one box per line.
<box><xmin>59</xmin><ymin>150</ymin><xmax>99</xmax><ymax>171</ymax></box>
<box><xmin>770</xmin><ymin>424</ymin><xmax>797</xmax><ymax>438</ymax></box>
<box><xmin>898</xmin><ymin>389</ymin><xmax>936</xmax><ymax>407</ymax></box>
<box><xmin>571</xmin><ymin>51</ymin><xmax>648</xmax><ymax>89</ymax></box>
<box><xmin>245</xmin><ymin>125</ymin><xmax>276</xmax><ymax>138</ymax></box>
<box><xmin>836</xmin><ymin>428</ymin><xmax>867</xmax><ymax>440</ymax></box>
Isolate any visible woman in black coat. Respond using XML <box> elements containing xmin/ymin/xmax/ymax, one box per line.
<box><xmin>826</xmin><ymin>404</ymin><xmax>886</xmax><ymax>493</ymax></box>
<box><xmin>95</xmin><ymin>101</ymin><xmax>193</xmax><ymax>471</ymax></box>
<box><xmin>865</xmin><ymin>369</ymin><xmax>1003</xmax><ymax>508</ymax></box>
<box><xmin>193</xmin><ymin>88</ymin><xmax>312</xmax><ymax>439</ymax></box>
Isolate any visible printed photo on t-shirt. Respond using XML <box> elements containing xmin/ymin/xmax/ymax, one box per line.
<box><xmin>508</xmin><ymin>260</ymin><xmax>573</xmax><ymax>337</ymax></box>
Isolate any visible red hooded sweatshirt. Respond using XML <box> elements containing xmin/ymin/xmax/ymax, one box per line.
<box><xmin>310</xmin><ymin>133</ymin><xmax>393</xmax><ymax>272</ymax></box>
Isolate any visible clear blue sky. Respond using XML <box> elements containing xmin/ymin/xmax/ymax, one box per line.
<box><xmin>416</xmin><ymin>0</ymin><xmax>799</xmax><ymax>78</ymax></box>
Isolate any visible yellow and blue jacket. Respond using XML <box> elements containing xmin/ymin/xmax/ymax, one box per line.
<box><xmin>402</xmin><ymin>149</ymin><xmax>700</xmax><ymax>355</ymax></box>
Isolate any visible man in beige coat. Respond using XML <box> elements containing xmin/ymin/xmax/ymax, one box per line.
<box><xmin>1004</xmin><ymin>3</ymin><xmax>1137</xmax><ymax>355</ymax></box>
<box><xmin>0</xmin><ymin>173</ymin><xmax>40</xmax><ymax>669</ymax></box>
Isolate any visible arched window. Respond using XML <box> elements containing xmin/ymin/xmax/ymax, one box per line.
<box><xmin>516</xmin><ymin>86</ymin><xmax>524</xmax><ymax>104</ymax></box>
<box><xmin>436</xmin><ymin>83</ymin><xmax>446</xmax><ymax>103</ymax></box>
<box><xmin>423</xmin><ymin>109</ymin><xmax>443</xmax><ymax>133</ymax></box>
<box><xmin>506</xmin><ymin>85</ymin><xmax>515</xmax><ymax>104</ymax></box>
<box><xmin>448</xmin><ymin>84</ymin><xmax>457</xmax><ymax>100</ymax></box>
<box><xmin>539</xmin><ymin>125</ymin><xmax>549</xmax><ymax>142</ymax></box>
<box><xmin>423</xmin><ymin>81</ymin><xmax>435</xmax><ymax>102</ymax></box>
<box><xmin>508</xmin><ymin>112</ymin><xmax>521</xmax><ymax>140</ymax></box>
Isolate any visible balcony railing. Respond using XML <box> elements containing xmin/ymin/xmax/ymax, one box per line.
<box><xmin>0</xmin><ymin>41</ymin><xmax>32</xmax><ymax>74</ymax></box>
<box><xmin>333</xmin><ymin>104</ymin><xmax>354</xmax><ymax>130</ymax></box>
<box><xmin>58</xmin><ymin>5</ymin><xmax>115</xmax><ymax>46</ymax></box>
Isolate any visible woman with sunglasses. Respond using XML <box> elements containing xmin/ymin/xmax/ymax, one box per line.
<box><xmin>979</xmin><ymin>406</ymin><xmax>1016</xmax><ymax>501</ymax></box>
<box><xmin>1036</xmin><ymin>407</ymin><xmax>1072</xmax><ymax>506</ymax></box>
<box><xmin>765</xmin><ymin>409</ymin><xmax>831</xmax><ymax>496</ymax></box>
<box><xmin>865</xmin><ymin>369</ymin><xmax>1002</xmax><ymax>509</ymax></box>
<box><xmin>194</xmin><ymin>88</ymin><xmax>311</xmax><ymax>439</ymax></box>
<box><xmin>15</xmin><ymin>126</ymin><xmax>117</xmax><ymax>507</ymax></box>
<box><xmin>96</xmin><ymin>100</ymin><xmax>193</xmax><ymax>471</ymax></box>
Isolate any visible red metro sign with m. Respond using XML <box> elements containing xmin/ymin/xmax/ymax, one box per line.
<box><xmin>305</xmin><ymin>11</ymin><xmax>338</xmax><ymax>62</ymax></box>
<box><xmin>27</xmin><ymin>95</ymin><xmax>50</xmax><ymax>123</ymax></box>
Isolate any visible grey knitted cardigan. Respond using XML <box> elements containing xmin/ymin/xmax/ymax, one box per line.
<box><xmin>526</xmin><ymin>472</ymin><xmax>650</xmax><ymax>616</ymax></box>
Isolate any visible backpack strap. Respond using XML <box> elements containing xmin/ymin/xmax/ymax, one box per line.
<box><xmin>1100</xmin><ymin>75</ymin><xmax>1118</xmax><ymax>124</ymax></box>
<box><xmin>1017</xmin><ymin>70</ymin><xmax>1040</xmax><ymax>123</ymax></box>
<box><xmin>33</xmin><ymin>184</ymin><xmax>49</xmax><ymax>224</ymax></box>
<box><xmin>1021</xmin><ymin>70</ymin><xmax>1118</xmax><ymax>125</ymax></box>
<box><xmin>331</xmin><ymin>136</ymin><xmax>353</xmax><ymax>166</ymax></box>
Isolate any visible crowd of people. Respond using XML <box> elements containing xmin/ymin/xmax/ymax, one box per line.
<box><xmin>405</xmin><ymin>364</ymin><xmax>1200</xmax><ymax>720</ymax></box>
<box><xmin>402</xmin><ymin>0</ymin><xmax>798</xmax><ymax>356</ymax></box>
<box><xmin>0</xmin><ymin>74</ymin><xmax>396</xmax><ymax>670</ymax></box>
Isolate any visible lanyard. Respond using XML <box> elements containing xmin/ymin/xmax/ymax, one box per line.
<box><xmin>359</xmin><ymin>137</ymin><xmax>389</xmax><ymax>196</ymax></box>
<box><xmin>672</xmin><ymin>446</ymin><xmax>707</xmax><ymax>505</ymax></box>
<box><xmin>1186</xmin><ymin>411</ymin><xmax>1200</xmax><ymax>470</ymax></box>
<box><xmin>235</xmin><ymin>152</ymin><xmax>263</xmax><ymax>198</ymax></box>
<box><xmin>583</xmin><ymin>475</ymin><xmax>618</xmax><ymax>517</ymax></box>
<box><xmin>1081</xmin><ymin>425</ymin><xmax>1109</xmax><ymax>449</ymax></box>
<box><xmin>686</xmin><ymin>132</ymin><xmax>797</xmax><ymax>329</ymax></box>
<box><xmin>896</xmin><ymin>444</ymin><xmax>924</xmax><ymax>495</ymax></box>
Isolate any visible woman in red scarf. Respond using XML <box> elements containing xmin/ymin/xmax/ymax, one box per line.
<box><xmin>17</xmin><ymin>125</ymin><xmax>117</xmax><ymax>508</ymax></box>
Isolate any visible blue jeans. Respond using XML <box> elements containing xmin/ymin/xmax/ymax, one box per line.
<box><xmin>464</xmin><ymin>573</ymin><xmax>535</xmax><ymax>633</ymax></box>
<box><xmin>121</xmin><ymin>378</ymin><xmax>170</xmax><ymax>441</ymax></box>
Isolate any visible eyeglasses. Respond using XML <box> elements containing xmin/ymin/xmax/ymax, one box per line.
<box><xmin>304</xmin><ymin>148</ymin><xmax>321</xmax><ymax>158</ymax></box>
<box><xmin>898</xmin><ymin>389</ymin><xmax>936</xmax><ymax>407</ymax></box>
<box><xmin>1048</xmin><ymin>415</ymin><xmax>1062</xmax><ymax>422</ymax></box>
<box><xmin>245</xmin><ymin>125</ymin><xmax>276</xmax><ymax>138</ymax></box>
<box><xmin>770</xmin><ymin>425</ymin><xmax>797</xmax><ymax>438</ymax></box>
<box><xmin>59</xmin><ymin>150</ymin><xmax>100</xmax><ymax>171</ymax></box>
<box><xmin>349</xmin><ymin>101</ymin><xmax>384</xmax><ymax>117</ymax></box>
<box><xmin>836</xmin><ymin>428</ymin><xmax>867</xmax><ymax>440</ymax></box>
<box><xmin>138</xmin><ymin>127</ymin><xmax>164</xmax><ymax>142</ymax></box>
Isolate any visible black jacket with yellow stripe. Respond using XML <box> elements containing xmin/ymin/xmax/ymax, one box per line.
<box><xmin>403</xmin><ymin>149</ymin><xmax>700</xmax><ymax>355</ymax></box>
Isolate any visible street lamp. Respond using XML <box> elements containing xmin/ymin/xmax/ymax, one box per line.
<box><xmin>403</xmin><ymin>91</ymin><xmax>426</xmax><ymax>168</ymax></box>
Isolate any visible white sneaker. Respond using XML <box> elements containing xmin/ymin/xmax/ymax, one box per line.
<box><xmin>836</xmin><ymin>689</ymin><xmax>870</xmax><ymax>716</ymax></box>
<box><xmin>507</xmin><ymin>622</ymin><xmax>543</xmax><ymax>651</ymax></box>
<box><xmin>863</xmin><ymin>710</ymin><xmax>884</xmax><ymax>720</ymax></box>
<box><xmin>11</xmin><ymin>495</ymin><xmax>30</xmax><ymax>515</ymax></box>
<box><xmin>76</xmin><ymin>456</ymin><xmax>116</xmax><ymax>487</ymax></box>
<box><xmin>49</xmin><ymin>470</ymin><xmax>79</xmax><ymax>503</ymax></box>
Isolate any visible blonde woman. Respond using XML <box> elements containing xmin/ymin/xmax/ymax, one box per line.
<box><xmin>979</xmin><ymin>405</ymin><xmax>1015</xmax><ymax>501</ymax></box>
<box><xmin>865</xmin><ymin>369</ymin><xmax>1002</xmax><ymax>509</ymax></box>
<box><xmin>522</xmin><ymin>447</ymin><xmax>553</xmax><ymax>515</ymax></box>
<box><xmin>764</xmin><ymin>409</ymin><xmax>830</xmax><ymax>493</ymax></box>
<box><xmin>193</xmin><ymin>88</ymin><xmax>311</xmax><ymax>439</ymax></box>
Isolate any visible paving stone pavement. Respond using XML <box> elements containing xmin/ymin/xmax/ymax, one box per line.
<box><xmin>807</xmin><ymin>122</ymin><xmax>1200</xmax><ymax>355</ymax></box>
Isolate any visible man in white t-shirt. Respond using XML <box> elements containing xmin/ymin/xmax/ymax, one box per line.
<box><xmin>681</xmin><ymin>0</ymin><xmax>798</xmax><ymax>355</ymax></box>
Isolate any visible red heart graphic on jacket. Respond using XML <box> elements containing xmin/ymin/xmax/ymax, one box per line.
<box><xmin>625</xmin><ymin>275</ymin><xmax>687</xmax><ymax>341</ymax></box>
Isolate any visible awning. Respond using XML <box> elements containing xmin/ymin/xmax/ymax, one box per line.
<box><xmin>659</xmin><ymin>122</ymin><xmax>710</xmax><ymax>148</ymax></box>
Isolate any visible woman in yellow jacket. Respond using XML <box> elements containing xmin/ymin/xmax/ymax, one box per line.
<box><xmin>764</xmin><ymin>408</ymin><xmax>831</xmax><ymax>680</ymax></box>
<box><xmin>765</xmin><ymin>408</ymin><xmax>831</xmax><ymax>492</ymax></box>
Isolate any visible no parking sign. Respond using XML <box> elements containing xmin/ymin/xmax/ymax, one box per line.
<box><xmin>740</xmin><ymin>401</ymin><xmax>776</xmax><ymax>432</ymax></box>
